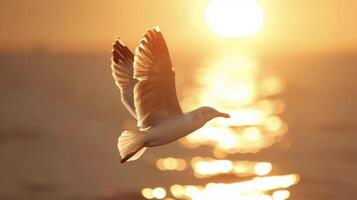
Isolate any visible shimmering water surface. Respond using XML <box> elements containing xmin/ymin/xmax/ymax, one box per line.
<box><xmin>1</xmin><ymin>53</ymin><xmax>356</xmax><ymax>200</ymax></box>
<box><xmin>141</xmin><ymin>54</ymin><xmax>299</xmax><ymax>200</ymax></box>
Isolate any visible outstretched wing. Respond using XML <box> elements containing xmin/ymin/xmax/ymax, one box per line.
<box><xmin>111</xmin><ymin>38</ymin><xmax>138</xmax><ymax>118</ymax></box>
<box><xmin>134</xmin><ymin>27</ymin><xmax>182</xmax><ymax>131</ymax></box>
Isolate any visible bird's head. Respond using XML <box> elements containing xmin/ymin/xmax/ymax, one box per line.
<box><xmin>189</xmin><ymin>106</ymin><xmax>230</xmax><ymax>128</ymax></box>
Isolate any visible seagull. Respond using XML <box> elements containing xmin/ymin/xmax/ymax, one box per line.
<box><xmin>111</xmin><ymin>27</ymin><xmax>230</xmax><ymax>163</ymax></box>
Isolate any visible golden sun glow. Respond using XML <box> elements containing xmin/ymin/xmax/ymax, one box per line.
<box><xmin>205</xmin><ymin>0</ymin><xmax>264</xmax><ymax>37</ymax></box>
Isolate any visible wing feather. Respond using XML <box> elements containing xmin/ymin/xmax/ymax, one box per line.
<box><xmin>111</xmin><ymin>38</ymin><xmax>137</xmax><ymax>118</ymax></box>
<box><xmin>133</xmin><ymin>27</ymin><xmax>182</xmax><ymax>130</ymax></box>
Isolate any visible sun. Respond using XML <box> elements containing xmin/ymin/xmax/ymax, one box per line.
<box><xmin>205</xmin><ymin>0</ymin><xmax>264</xmax><ymax>38</ymax></box>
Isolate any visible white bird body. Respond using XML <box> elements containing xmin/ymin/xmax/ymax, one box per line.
<box><xmin>145</xmin><ymin>113</ymin><xmax>197</xmax><ymax>147</ymax></box>
<box><xmin>111</xmin><ymin>27</ymin><xmax>229</xmax><ymax>163</ymax></box>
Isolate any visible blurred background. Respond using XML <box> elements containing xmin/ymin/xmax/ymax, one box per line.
<box><xmin>1</xmin><ymin>0</ymin><xmax>357</xmax><ymax>199</ymax></box>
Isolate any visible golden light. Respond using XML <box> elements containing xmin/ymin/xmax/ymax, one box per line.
<box><xmin>205</xmin><ymin>0</ymin><xmax>264</xmax><ymax>37</ymax></box>
<box><xmin>190</xmin><ymin>158</ymin><xmax>274</xmax><ymax>178</ymax></box>
<box><xmin>141</xmin><ymin>188</ymin><xmax>154</xmax><ymax>199</ymax></box>
<box><xmin>242</xmin><ymin>127</ymin><xmax>262</xmax><ymax>141</ymax></box>
<box><xmin>265</xmin><ymin>116</ymin><xmax>283</xmax><ymax>132</ymax></box>
<box><xmin>184</xmin><ymin>185</ymin><xmax>203</xmax><ymax>198</ymax></box>
<box><xmin>152</xmin><ymin>187</ymin><xmax>167</xmax><ymax>199</ymax></box>
<box><xmin>166</xmin><ymin>52</ymin><xmax>298</xmax><ymax>199</ymax></box>
<box><xmin>144</xmin><ymin>174</ymin><xmax>299</xmax><ymax>200</ymax></box>
<box><xmin>254</xmin><ymin>162</ymin><xmax>273</xmax><ymax>176</ymax></box>
<box><xmin>272</xmin><ymin>190</ymin><xmax>290</xmax><ymax>200</ymax></box>
<box><xmin>143</xmin><ymin>174</ymin><xmax>299</xmax><ymax>199</ymax></box>
<box><xmin>261</xmin><ymin>76</ymin><xmax>285</xmax><ymax>96</ymax></box>
<box><xmin>170</xmin><ymin>184</ymin><xmax>185</xmax><ymax>198</ymax></box>
<box><xmin>193</xmin><ymin>159</ymin><xmax>233</xmax><ymax>177</ymax></box>
<box><xmin>180</xmin><ymin>55</ymin><xmax>290</xmax><ymax>155</ymax></box>
<box><xmin>156</xmin><ymin>157</ymin><xmax>187</xmax><ymax>171</ymax></box>
<box><xmin>233</xmin><ymin>162</ymin><xmax>248</xmax><ymax>174</ymax></box>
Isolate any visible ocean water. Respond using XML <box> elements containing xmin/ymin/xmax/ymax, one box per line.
<box><xmin>0</xmin><ymin>52</ymin><xmax>356</xmax><ymax>200</ymax></box>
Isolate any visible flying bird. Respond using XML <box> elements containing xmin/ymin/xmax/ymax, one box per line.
<box><xmin>111</xmin><ymin>27</ymin><xmax>230</xmax><ymax>163</ymax></box>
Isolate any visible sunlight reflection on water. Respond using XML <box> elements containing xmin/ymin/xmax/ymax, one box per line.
<box><xmin>142</xmin><ymin>54</ymin><xmax>299</xmax><ymax>200</ymax></box>
<box><xmin>180</xmin><ymin>55</ymin><xmax>287</xmax><ymax>154</ymax></box>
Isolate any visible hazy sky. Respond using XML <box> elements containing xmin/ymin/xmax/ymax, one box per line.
<box><xmin>1</xmin><ymin>0</ymin><xmax>357</xmax><ymax>54</ymax></box>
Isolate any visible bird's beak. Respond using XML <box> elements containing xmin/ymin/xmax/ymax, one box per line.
<box><xmin>216</xmin><ymin>112</ymin><xmax>231</xmax><ymax>118</ymax></box>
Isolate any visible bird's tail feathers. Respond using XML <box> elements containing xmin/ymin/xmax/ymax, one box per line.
<box><xmin>118</xmin><ymin>130</ymin><xmax>147</xmax><ymax>163</ymax></box>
